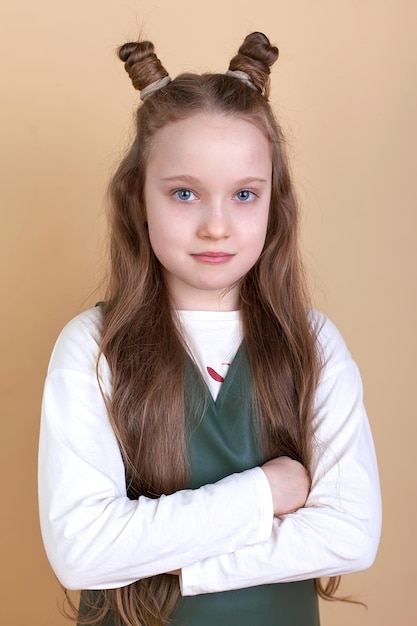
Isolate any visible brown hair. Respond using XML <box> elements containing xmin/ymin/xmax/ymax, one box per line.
<box><xmin>71</xmin><ymin>32</ymin><xmax>340</xmax><ymax>626</ymax></box>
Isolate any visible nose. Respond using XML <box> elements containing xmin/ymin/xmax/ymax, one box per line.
<box><xmin>197</xmin><ymin>202</ymin><xmax>231</xmax><ymax>240</ymax></box>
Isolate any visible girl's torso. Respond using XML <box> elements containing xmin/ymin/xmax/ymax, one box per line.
<box><xmin>80</xmin><ymin>342</ymin><xmax>319</xmax><ymax>626</ymax></box>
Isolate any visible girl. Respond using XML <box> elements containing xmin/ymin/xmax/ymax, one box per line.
<box><xmin>38</xmin><ymin>32</ymin><xmax>381</xmax><ymax>626</ymax></box>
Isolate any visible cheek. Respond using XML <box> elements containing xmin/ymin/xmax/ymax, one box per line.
<box><xmin>146</xmin><ymin>216</ymin><xmax>183</xmax><ymax>270</ymax></box>
<box><xmin>254</xmin><ymin>231</ymin><xmax>268</xmax><ymax>258</ymax></box>
<box><xmin>250</xmin><ymin>211</ymin><xmax>269</xmax><ymax>249</ymax></box>
<box><xmin>241</xmin><ymin>226</ymin><xmax>268</xmax><ymax>270</ymax></box>
<box><xmin>145</xmin><ymin>204</ymin><xmax>161</xmax><ymax>241</ymax></box>
<box><xmin>146</xmin><ymin>221</ymin><xmax>165</xmax><ymax>259</ymax></box>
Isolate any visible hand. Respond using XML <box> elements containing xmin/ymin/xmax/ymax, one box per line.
<box><xmin>261</xmin><ymin>456</ymin><xmax>310</xmax><ymax>516</ymax></box>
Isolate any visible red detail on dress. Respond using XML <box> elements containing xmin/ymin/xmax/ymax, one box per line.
<box><xmin>207</xmin><ymin>367</ymin><xmax>225</xmax><ymax>383</ymax></box>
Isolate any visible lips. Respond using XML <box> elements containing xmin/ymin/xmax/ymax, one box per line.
<box><xmin>191</xmin><ymin>252</ymin><xmax>235</xmax><ymax>264</ymax></box>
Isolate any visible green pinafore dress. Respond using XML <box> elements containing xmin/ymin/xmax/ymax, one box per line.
<box><xmin>79</xmin><ymin>345</ymin><xmax>320</xmax><ymax>625</ymax></box>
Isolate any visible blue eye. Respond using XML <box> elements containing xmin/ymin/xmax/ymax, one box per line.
<box><xmin>235</xmin><ymin>190</ymin><xmax>255</xmax><ymax>202</ymax></box>
<box><xmin>174</xmin><ymin>189</ymin><xmax>196</xmax><ymax>201</ymax></box>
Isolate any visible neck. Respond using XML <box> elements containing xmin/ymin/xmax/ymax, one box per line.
<box><xmin>170</xmin><ymin>288</ymin><xmax>240</xmax><ymax>312</ymax></box>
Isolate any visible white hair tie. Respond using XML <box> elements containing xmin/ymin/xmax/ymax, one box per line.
<box><xmin>226</xmin><ymin>69</ymin><xmax>257</xmax><ymax>91</ymax></box>
<box><xmin>140</xmin><ymin>76</ymin><xmax>172</xmax><ymax>101</ymax></box>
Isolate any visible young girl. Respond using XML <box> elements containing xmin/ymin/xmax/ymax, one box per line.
<box><xmin>38</xmin><ymin>32</ymin><xmax>381</xmax><ymax>626</ymax></box>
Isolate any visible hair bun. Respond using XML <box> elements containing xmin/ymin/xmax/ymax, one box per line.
<box><xmin>118</xmin><ymin>40</ymin><xmax>169</xmax><ymax>93</ymax></box>
<box><xmin>228</xmin><ymin>32</ymin><xmax>279</xmax><ymax>99</ymax></box>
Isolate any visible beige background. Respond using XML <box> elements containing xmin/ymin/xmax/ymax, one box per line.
<box><xmin>1</xmin><ymin>1</ymin><xmax>416</xmax><ymax>624</ymax></box>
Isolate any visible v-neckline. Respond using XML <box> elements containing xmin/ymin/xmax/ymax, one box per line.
<box><xmin>187</xmin><ymin>341</ymin><xmax>245</xmax><ymax>413</ymax></box>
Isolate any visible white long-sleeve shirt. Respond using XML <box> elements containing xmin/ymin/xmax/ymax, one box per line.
<box><xmin>38</xmin><ymin>307</ymin><xmax>381</xmax><ymax>596</ymax></box>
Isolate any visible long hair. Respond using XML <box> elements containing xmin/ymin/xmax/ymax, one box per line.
<box><xmin>71</xmin><ymin>32</ymin><xmax>339</xmax><ymax>626</ymax></box>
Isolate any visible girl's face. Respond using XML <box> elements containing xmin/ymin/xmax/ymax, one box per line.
<box><xmin>144</xmin><ymin>113</ymin><xmax>272</xmax><ymax>311</ymax></box>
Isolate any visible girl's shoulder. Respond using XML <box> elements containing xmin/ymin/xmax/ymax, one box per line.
<box><xmin>309</xmin><ymin>309</ymin><xmax>354</xmax><ymax>373</ymax></box>
<box><xmin>47</xmin><ymin>307</ymin><xmax>103</xmax><ymax>374</ymax></box>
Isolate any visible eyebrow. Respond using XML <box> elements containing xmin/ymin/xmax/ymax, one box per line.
<box><xmin>160</xmin><ymin>175</ymin><xmax>269</xmax><ymax>185</ymax></box>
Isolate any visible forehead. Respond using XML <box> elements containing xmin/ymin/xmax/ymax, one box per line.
<box><xmin>146</xmin><ymin>113</ymin><xmax>272</xmax><ymax>177</ymax></box>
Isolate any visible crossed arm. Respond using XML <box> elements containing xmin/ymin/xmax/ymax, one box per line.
<box><xmin>38</xmin><ymin>309</ymin><xmax>381</xmax><ymax>594</ymax></box>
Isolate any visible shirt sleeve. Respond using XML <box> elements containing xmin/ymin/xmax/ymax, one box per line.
<box><xmin>180</xmin><ymin>314</ymin><xmax>382</xmax><ymax>596</ymax></box>
<box><xmin>38</xmin><ymin>309</ymin><xmax>273</xmax><ymax>591</ymax></box>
